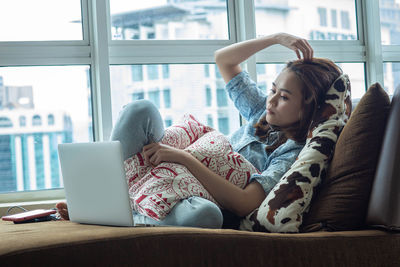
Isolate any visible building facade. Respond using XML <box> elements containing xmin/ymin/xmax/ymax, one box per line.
<box><xmin>109</xmin><ymin>0</ymin><xmax>384</xmax><ymax>136</ymax></box>
<box><xmin>0</xmin><ymin>77</ymin><xmax>73</xmax><ymax>193</ymax></box>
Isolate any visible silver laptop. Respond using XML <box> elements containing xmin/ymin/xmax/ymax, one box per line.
<box><xmin>58</xmin><ymin>141</ymin><xmax>135</xmax><ymax>227</ymax></box>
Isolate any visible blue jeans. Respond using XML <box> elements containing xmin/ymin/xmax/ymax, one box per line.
<box><xmin>110</xmin><ymin>100</ymin><xmax>223</xmax><ymax>229</ymax></box>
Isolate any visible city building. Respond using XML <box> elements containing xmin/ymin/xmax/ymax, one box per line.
<box><xmin>109</xmin><ymin>0</ymin><xmax>367</xmax><ymax>134</ymax></box>
<box><xmin>380</xmin><ymin>0</ymin><xmax>400</xmax><ymax>94</ymax></box>
<box><xmin>0</xmin><ymin>77</ymin><xmax>73</xmax><ymax>193</ymax></box>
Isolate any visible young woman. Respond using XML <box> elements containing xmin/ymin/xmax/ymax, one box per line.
<box><xmin>56</xmin><ymin>33</ymin><xmax>343</xmax><ymax>229</ymax></box>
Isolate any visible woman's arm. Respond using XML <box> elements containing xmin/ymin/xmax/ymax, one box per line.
<box><xmin>214</xmin><ymin>32</ymin><xmax>314</xmax><ymax>83</ymax></box>
<box><xmin>183</xmin><ymin>153</ymin><xmax>266</xmax><ymax>217</ymax></box>
<box><xmin>143</xmin><ymin>143</ymin><xmax>266</xmax><ymax>217</ymax></box>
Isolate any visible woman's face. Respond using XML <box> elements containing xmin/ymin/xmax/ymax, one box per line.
<box><xmin>266</xmin><ymin>69</ymin><xmax>303</xmax><ymax>127</ymax></box>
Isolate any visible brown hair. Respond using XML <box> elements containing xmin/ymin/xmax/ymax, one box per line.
<box><xmin>254</xmin><ymin>58</ymin><xmax>342</xmax><ymax>152</ymax></box>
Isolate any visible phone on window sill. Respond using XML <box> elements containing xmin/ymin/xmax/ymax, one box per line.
<box><xmin>2</xmin><ymin>209</ymin><xmax>57</xmax><ymax>224</ymax></box>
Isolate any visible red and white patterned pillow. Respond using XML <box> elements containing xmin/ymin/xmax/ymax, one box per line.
<box><xmin>124</xmin><ymin>114</ymin><xmax>259</xmax><ymax>221</ymax></box>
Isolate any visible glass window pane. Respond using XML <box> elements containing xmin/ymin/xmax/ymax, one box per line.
<box><xmin>255</xmin><ymin>0</ymin><xmax>357</xmax><ymax>40</ymax></box>
<box><xmin>218</xmin><ymin>117</ymin><xmax>229</xmax><ymax>135</ymax></box>
<box><xmin>148</xmin><ymin>89</ymin><xmax>161</xmax><ymax>108</ymax></box>
<box><xmin>132</xmin><ymin>92</ymin><xmax>144</xmax><ymax>101</ymax></box>
<box><xmin>0</xmin><ymin>0</ymin><xmax>82</xmax><ymax>41</ymax></box>
<box><xmin>0</xmin><ymin>66</ymin><xmax>92</xmax><ymax>193</ymax></box>
<box><xmin>207</xmin><ymin>114</ymin><xmax>214</xmax><ymax>127</ymax></box>
<box><xmin>256</xmin><ymin>62</ymin><xmax>365</xmax><ymax>100</ymax></box>
<box><xmin>383</xmin><ymin>62</ymin><xmax>400</xmax><ymax>96</ymax></box>
<box><xmin>340</xmin><ymin>11</ymin><xmax>351</xmax><ymax>30</ymax></box>
<box><xmin>318</xmin><ymin>7</ymin><xmax>328</xmax><ymax>27</ymax></box>
<box><xmin>338</xmin><ymin>63</ymin><xmax>366</xmax><ymax>100</ymax></box>
<box><xmin>163</xmin><ymin>88</ymin><xmax>171</xmax><ymax>108</ymax></box>
<box><xmin>131</xmin><ymin>65</ymin><xmax>143</xmax><ymax>81</ymax></box>
<box><xmin>162</xmin><ymin>65</ymin><xmax>170</xmax><ymax>79</ymax></box>
<box><xmin>206</xmin><ymin>86</ymin><xmax>212</xmax><ymax>107</ymax></box>
<box><xmin>216</xmin><ymin>88</ymin><xmax>228</xmax><ymax>106</ymax></box>
<box><xmin>110</xmin><ymin>0</ymin><xmax>229</xmax><ymax>40</ymax></box>
<box><xmin>379</xmin><ymin>0</ymin><xmax>400</xmax><ymax>45</ymax></box>
<box><xmin>110</xmin><ymin>64</ymin><xmax>240</xmax><ymax>135</ymax></box>
<box><xmin>147</xmin><ymin>65</ymin><xmax>159</xmax><ymax>80</ymax></box>
<box><xmin>331</xmin><ymin>9</ymin><xmax>338</xmax><ymax>28</ymax></box>
<box><xmin>164</xmin><ymin>118</ymin><xmax>173</xmax><ymax>128</ymax></box>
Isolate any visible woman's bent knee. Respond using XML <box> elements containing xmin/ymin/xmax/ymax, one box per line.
<box><xmin>110</xmin><ymin>99</ymin><xmax>164</xmax><ymax>158</ymax></box>
<box><xmin>120</xmin><ymin>100</ymin><xmax>159</xmax><ymax>120</ymax></box>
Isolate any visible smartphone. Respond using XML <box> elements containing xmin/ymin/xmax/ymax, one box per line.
<box><xmin>2</xmin><ymin>209</ymin><xmax>57</xmax><ymax>223</ymax></box>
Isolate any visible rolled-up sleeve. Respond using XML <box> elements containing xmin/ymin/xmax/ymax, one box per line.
<box><xmin>225</xmin><ymin>71</ymin><xmax>267</xmax><ymax>122</ymax></box>
<box><xmin>249</xmin><ymin>144</ymin><xmax>302</xmax><ymax>194</ymax></box>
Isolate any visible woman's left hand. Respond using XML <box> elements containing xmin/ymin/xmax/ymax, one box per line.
<box><xmin>273</xmin><ymin>32</ymin><xmax>314</xmax><ymax>61</ymax></box>
<box><xmin>142</xmin><ymin>143</ymin><xmax>188</xmax><ymax>167</ymax></box>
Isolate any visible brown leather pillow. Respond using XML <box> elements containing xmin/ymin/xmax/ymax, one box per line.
<box><xmin>301</xmin><ymin>83</ymin><xmax>391</xmax><ymax>232</ymax></box>
<box><xmin>366</xmin><ymin>85</ymin><xmax>400</xmax><ymax>230</ymax></box>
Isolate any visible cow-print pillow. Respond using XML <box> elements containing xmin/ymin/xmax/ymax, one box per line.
<box><xmin>240</xmin><ymin>74</ymin><xmax>352</xmax><ymax>233</ymax></box>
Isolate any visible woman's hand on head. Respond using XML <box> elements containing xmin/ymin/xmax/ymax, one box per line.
<box><xmin>143</xmin><ymin>143</ymin><xmax>189</xmax><ymax>167</ymax></box>
<box><xmin>274</xmin><ymin>33</ymin><xmax>314</xmax><ymax>61</ymax></box>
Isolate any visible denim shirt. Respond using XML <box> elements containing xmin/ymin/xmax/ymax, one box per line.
<box><xmin>226</xmin><ymin>71</ymin><xmax>304</xmax><ymax>194</ymax></box>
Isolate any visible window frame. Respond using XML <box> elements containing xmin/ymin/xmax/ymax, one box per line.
<box><xmin>0</xmin><ymin>0</ymin><xmax>399</xmax><ymax>206</ymax></box>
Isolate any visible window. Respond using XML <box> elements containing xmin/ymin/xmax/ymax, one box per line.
<box><xmin>379</xmin><ymin>0</ymin><xmax>400</xmax><ymax>45</ymax></box>
<box><xmin>383</xmin><ymin>63</ymin><xmax>400</xmax><ymax>96</ymax></box>
<box><xmin>131</xmin><ymin>65</ymin><xmax>143</xmax><ymax>81</ymax></box>
<box><xmin>110</xmin><ymin>64</ymin><xmax>240</xmax><ymax>131</ymax></box>
<box><xmin>218</xmin><ymin>117</ymin><xmax>229</xmax><ymax>135</ymax></box>
<box><xmin>379</xmin><ymin>1</ymin><xmax>400</xmax><ymax>95</ymax></box>
<box><xmin>255</xmin><ymin>0</ymin><xmax>357</xmax><ymax>40</ymax></box>
<box><xmin>257</xmin><ymin>64</ymin><xmax>286</xmax><ymax>94</ymax></box>
<box><xmin>110</xmin><ymin>0</ymin><xmax>229</xmax><ymax>40</ymax></box>
<box><xmin>216</xmin><ymin>88</ymin><xmax>228</xmax><ymax>107</ymax></box>
<box><xmin>0</xmin><ymin>0</ymin><xmax>395</xmax><ymax>209</ymax></box>
<box><xmin>132</xmin><ymin>92</ymin><xmax>144</xmax><ymax>101</ymax></box>
<box><xmin>331</xmin><ymin>9</ymin><xmax>338</xmax><ymax>28</ymax></box>
<box><xmin>318</xmin><ymin>7</ymin><xmax>328</xmax><ymax>27</ymax></box>
<box><xmin>19</xmin><ymin>116</ymin><xmax>26</xmax><ymax>127</ymax></box>
<box><xmin>162</xmin><ymin>65</ymin><xmax>170</xmax><ymax>79</ymax></box>
<box><xmin>256</xmin><ymin>64</ymin><xmax>266</xmax><ymax>75</ymax></box>
<box><xmin>164</xmin><ymin>118</ymin><xmax>173</xmax><ymax>128</ymax></box>
<box><xmin>207</xmin><ymin>115</ymin><xmax>214</xmax><ymax>127</ymax></box>
<box><xmin>48</xmin><ymin>114</ymin><xmax>55</xmax><ymax>126</ymax></box>
<box><xmin>337</xmin><ymin>63</ymin><xmax>366</xmax><ymax>99</ymax></box>
<box><xmin>0</xmin><ymin>117</ymin><xmax>13</xmax><ymax>127</ymax></box>
<box><xmin>215</xmin><ymin>67</ymin><xmax>222</xmax><ymax>79</ymax></box>
<box><xmin>204</xmin><ymin>65</ymin><xmax>210</xmax><ymax>77</ymax></box>
<box><xmin>206</xmin><ymin>86</ymin><xmax>212</xmax><ymax>107</ymax></box>
<box><xmin>32</xmin><ymin>115</ymin><xmax>42</xmax><ymax>126</ymax></box>
<box><xmin>163</xmin><ymin>88</ymin><xmax>171</xmax><ymax>108</ymax></box>
<box><xmin>0</xmin><ymin>0</ymin><xmax>82</xmax><ymax>41</ymax></box>
<box><xmin>147</xmin><ymin>65</ymin><xmax>159</xmax><ymax>80</ymax></box>
<box><xmin>148</xmin><ymin>89</ymin><xmax>161</xmax><ymax>108</ymax></box>
<box><xmin>0</xmin><ymin>66</ymin><xmax>92</xmax><ymax>194</ymax></box>
<box><xmin>341</xmin><ymin>11</ymin><xmax>350</xmax><ymax>30</ymax></box>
